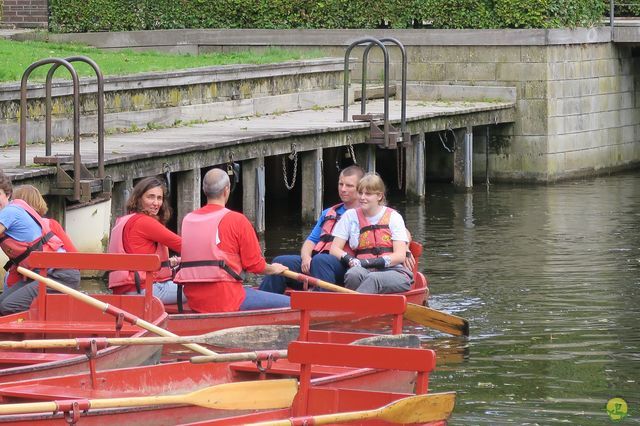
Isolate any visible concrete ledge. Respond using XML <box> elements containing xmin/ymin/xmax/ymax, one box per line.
<box><xmin>0</xmin><ymin>87</ymin><xmax>353</xmax><ymax>145</ymax></box>
<box><xmin>16</xmin><ymin>28</ymin><xmax>613</xmax><ymax>48</ymax></box>
<box><xmin>406</xmin><ymin>84</ymin><xmax>516</xmax><ymax>103</ymax></box>
<box><xmin>0</xmin><ymin>58</ymin><xmax>347</xmax><ymax>101</ymax></box>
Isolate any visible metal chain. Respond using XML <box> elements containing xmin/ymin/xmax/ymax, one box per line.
<box><xmin>162</xmin><ymin>163</ymin><xmax>171</xmax><ymax>196</ymax></box>
<box><xmin>282</xmin><ymin>144</ymin><xmax>298</xmax><ymax>190</ymax></box>
<box><xmin>348</xmin><ymin>144</ymin><xmax>357</xmax><ymax>164</ymax></box>
<box><xmin>439</xmin><ymin>124</ymin><xmax>457</xmax><ymax>153</ymax></box>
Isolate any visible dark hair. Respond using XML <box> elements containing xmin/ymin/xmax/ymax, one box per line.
<box><xmin>126</xmin><ymin>177</ymin><xmax>171</xmax><ymax>224</ymax></box>
<box><xmin>340</xmin><ymin>164</ymin><xmax>365</xmax><ymax>180</ymax></box>
<box><xmin>0</xmin><ymin>170</ymin><xmax>13</xmax><ymax>198</ymax></box>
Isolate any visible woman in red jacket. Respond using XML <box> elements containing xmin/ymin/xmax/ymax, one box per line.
<box><xmin>108</xmin><ymin>177</ymin><xmax>183</xmax><ymax>304</ymax></box>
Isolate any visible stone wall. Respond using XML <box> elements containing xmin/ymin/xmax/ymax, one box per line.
<box><xmin>0</xmin><ymin>59</ymin><xmax>349</xmax><ymax>146</ymax></box>
<box><xmin>12</xmin><ymin>28</ymin><xmax>640</xmax><ymax>181</ymax></box>
<box><xmin>545</xmin><ymin>44</ymin><xmax>639</xmax><ymax>179</ymax></box>
<box><xmin>1</xmin><ymin>0</ymin><xmax>48</xmax><ymax>28</ymax></box>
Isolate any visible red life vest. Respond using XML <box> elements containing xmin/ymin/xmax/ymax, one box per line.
<box><xmin>174</xmin><ymin>207</ymin><xmax>243</xmax><ymax>284</ymax></box>
<box><xmin>313</xmin><ymin>203</ymin><xmax>342</xmax><ymax>255</ymax></box>
<box><xmin>354</xmin><ymin>207</ymin><xmax>395</xmax><ymax>260</ymax></box>
<box><xmin>0</xmin><ymin>199</ymin><xmax>65</xmax><ymax>287</ymax></box>
<box><xmin>107</xmin><ymin>214</ymin><xmax>172</xmax><ymax>292</ymax></box>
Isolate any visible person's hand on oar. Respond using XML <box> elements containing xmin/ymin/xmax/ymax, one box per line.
<box><xmin>246</xmin><ymin>391</ymin><xmax>456</xmax><ymax>425</ymax></box>
<box><xmin>280</xmin><ymin>270</ymin><xmax>470</xmax><ymax>337</ymax></box>
<box><xmin>0</xmin><ymin>325</ymin><xmax>300</xmax><ymax>351</ymax></box>
<box><xmin>0</xmin><ymin>379</ymin><xmax>298</xmax><ymax>415</ymax></box>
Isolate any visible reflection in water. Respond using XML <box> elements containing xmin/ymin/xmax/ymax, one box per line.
<box><xmin>266</xmin><ymin>170</ymin><xmax>640</xmax><ymax>425</ymax></box>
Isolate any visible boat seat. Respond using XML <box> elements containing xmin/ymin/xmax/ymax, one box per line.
<box><xmin>0</xmin><ymin>383</ymin><xmax>134</xmax><ymax>400</ymax></box>
<box><xmin>229</xmin><ymin>359</ymin><xmax>354</xmax><ymax>378</ymax></box>
<box><xmin>0</xmin><ymin>320</ymin><xmax>141</xmax><ymax>337</ymax></box>
<box><xmin>0</xmin><ymin>352</ymin><xmax>78</xmax><ymax>366</ymax></box>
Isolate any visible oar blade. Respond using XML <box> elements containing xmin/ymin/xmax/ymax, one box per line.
<box><xmin>191</xmin><ymin>379</ymin><xmax>298</xmax><ymax>410</ymax></box>
<box><xmin>404</xmin><ymin>303</ymin><xmax>470</xmax><ymax>337</ymax></box>
<box><xmin>381</xmin><ymin>392</ymin><xmax>457</xmax><ymax>423</ymax></box>
<box><xmin>200</xmin><ymin>325</ymin><xmax>300</xmax><ymax>350</ymax></box>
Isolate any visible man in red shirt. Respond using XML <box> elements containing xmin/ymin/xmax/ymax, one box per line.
<box><xmin>174</xmin><ymin>168</ymin><xmax>290</xmax><ymax>312</ymax></box>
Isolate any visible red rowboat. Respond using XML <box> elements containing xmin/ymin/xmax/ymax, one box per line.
<box><xmin>0</xmin><ymin>254</ymin><xmax>167</xmax><ymax>383</ymax></box>
<box><xmin>165</xmin><ymin>271</ymin><xmax>427</xmax><ymax>337</ymax></box>
<box><xmin>23</xmin><ymin>249</ymin><xmax>428</xmax><ymax>340</ymax></box>
<box><xmin>0</xmin><ymin>335</ymin><xmax>450</xmax><ymax>425</ymax></box>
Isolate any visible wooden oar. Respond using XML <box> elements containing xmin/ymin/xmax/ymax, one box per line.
<box><xmin>189</xmin><ymin>333</ymin><xmax>421</xmax><ymax>364</ymax></box>
<box><xmin>281</xmin><ymin>270</ymin><xmax>469</xmax><ymax>337</ymax></box>
<box><xmin>0</xmin><ymin>325</ymin><xmax>300</xmax><ymax>351</ymax></box>
<box><xmin>17</xmin><ymin>267</ymin><xmax>217</xmax><ymax>357</ymax></box>
<box><xmin>247</xmin><ymin>391</ymin><xmax>456</xmax><ymax>425</ymax></box>
<box><xmin>0</xmin><ymin>379</ymin><xmax>298</xmax><ymax>415</ymax></box>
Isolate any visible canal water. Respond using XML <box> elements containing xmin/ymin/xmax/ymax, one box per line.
<box><xmin>265</xmin><ymin>170</ymin><xmax>640</xmax><ymax>425</ymax></box>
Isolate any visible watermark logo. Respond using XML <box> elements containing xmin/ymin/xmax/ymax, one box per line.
<box><xmin>606</xmin><ymin>397</ymin><xmax>628</xmax><ymax>422</ymax></box>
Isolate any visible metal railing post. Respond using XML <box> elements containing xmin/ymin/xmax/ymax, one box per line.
<box><xmin>611</xmin><ymin>0</ymin><xmax>615</xmax><ymax>39</ymax></box>
<box><xmin>45</xmin><ymin>56</ymin><xmax>105</xmax><ymax>178</ymax></box>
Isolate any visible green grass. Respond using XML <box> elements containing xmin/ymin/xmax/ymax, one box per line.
<box><xmin>0</xmin><ymin>39</ymin><xmax>323</xmax><ymax>83</ymax></box>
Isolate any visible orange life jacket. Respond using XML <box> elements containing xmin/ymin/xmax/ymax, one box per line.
<box><xmin>174</xmin><ymin>208</ymin><xmax>243</xmax><ymax>284</ymax></box>
<box><xmin>312</xmin><ymin>203</ymin><xmax>356</xmax><ymax>256</ymax></box>
<box><xmin>0</xmin><ymin>199</ymin><xmax>65</xmax><ymax>286</ymax></box>
<box><xmin>354</xmin><ymin>207</ymin><xmax>395</xmax><ymax>260</ymax></box>
<box><xmin>107</xmin><ymin>214</ymin><xmax>172</xmax><ymax>292</ymax></box>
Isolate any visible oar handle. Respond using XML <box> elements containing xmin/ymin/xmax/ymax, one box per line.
<box><xmin>0</xmin><ymin>336</ymin><xmax>207</xmax><ymax>350</ymax></box>
<box><xmin>0</xmin><ymin>401</ymin><xmax>58</xmax><ymax>415</ymax></box>
<box><xmin>16</xmin><ymin>267</ymin><xmax>218</xmax><ymax>356</ymax></box>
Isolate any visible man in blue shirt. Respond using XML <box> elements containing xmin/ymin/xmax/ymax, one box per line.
<box><xmin>259</xmin><ymin>165</ymin><xmax>364</xmax><ymax>294</ymax></box>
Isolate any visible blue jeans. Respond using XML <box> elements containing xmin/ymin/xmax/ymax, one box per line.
<box><xmin>258</xmin><ymin>255</ymin><xmax>305</xmax><ymax>294</ymax></box>
<box><xmin>310</xmin><ymin>253</ymin><xmax>347</xmax><ymax>287</ymax></box>
<box><xmin>239</xmin><ymin>287</ymin><xmax>290</xmax><ymax>310</ymax></box>
<box><xmin>258</xmin><ymin>253</ymin><xmax>347</xmax><ymax>294</ymax></box>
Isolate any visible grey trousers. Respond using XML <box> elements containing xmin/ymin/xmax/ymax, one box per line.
<box><xmin>343</xmin><ymin>266</ymin><xmax>413</xmax><ymax>294</ymax></box>
<box><xmin>0</xmin><ymin>268</ymin><xmax>81</xmax><ymax>315</ymax></box>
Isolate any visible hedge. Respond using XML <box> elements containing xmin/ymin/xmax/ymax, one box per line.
<box><xmin>49</xmin><ymin>0</ymin><xmax>606</xmax><ymax>33</ymax></box>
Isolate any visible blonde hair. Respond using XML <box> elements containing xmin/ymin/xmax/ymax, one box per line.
<box><xmin>13</xmin><ymin>185</ymin><xmax>48</xmax><ymax>216</ymax></box>
<box><xmin>357</xmin><ymin>173</ymin><xmax>387</xmax><ymax>205</ymax></box>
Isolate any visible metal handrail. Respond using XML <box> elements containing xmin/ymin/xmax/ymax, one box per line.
<box><xmin>45</xmin><ymin>56</ymin><xmax>105</xmax><ymax>178</ymax></box>
<box><xmin>20</xmin><ymin>58</ymin><xmax>81</xmax><ymax>200</ymax></box>
<box><xmin>361</xmin><ymin>37</ymin><xmax>407</xmax><ymax>133</ymax></box>
<box><xmin>343</xmin><ymin>38</ymin><xmax>390</xmax><ymax>145</ymax></box>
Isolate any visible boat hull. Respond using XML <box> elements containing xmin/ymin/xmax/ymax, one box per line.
<box><xmin>166</xmin><ymin>277</ymin><xmax>428</xmax><ymax>337</ymax></box>
<box><xmin>0</xmin><ymin>359</ymin><xmax>439</xmax><ymax>425</ymax></box>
